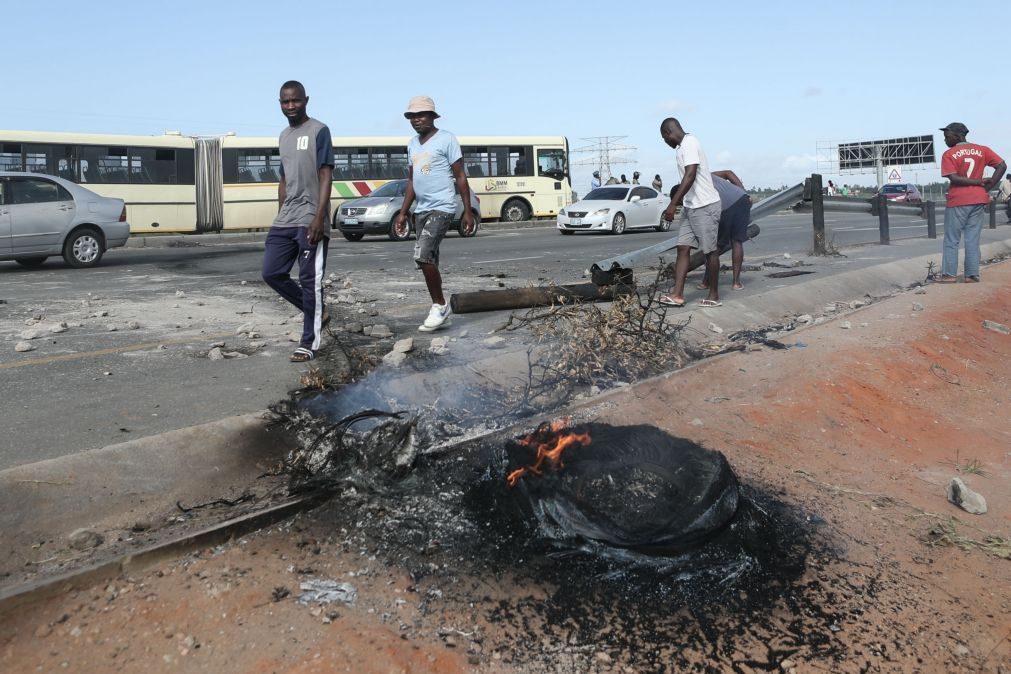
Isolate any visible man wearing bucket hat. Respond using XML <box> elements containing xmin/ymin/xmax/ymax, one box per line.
<box><xmin>394</xmin><ymin>96</ymin><xmax>475</xmax><ymax>332</ymax></box>
<box><xmin>937</xmin><ymin>122</ymin><xmax>1005</xmax><ymax>283</ymax></box>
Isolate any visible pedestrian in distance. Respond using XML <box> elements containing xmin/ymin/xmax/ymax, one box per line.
<box><xmin>652</xmin><ymin>174</ymin><xmax>663</xmax><ymax>192</ymax></box>
<box><xmin>605</xmin><ymin>175</ymin><xmax>619</xmax><ymax>185</ymax></box>
<box><xmin>827</xmin><ymin>180</ymin><xmax>836</xmax><ymax>196</ymax></box>
<box><xmin>696</xmin><ymin>170</ymin><xmax>751</xmax><ymax>291</ymax></box>
<box><xmin>657</xmin><ymin>118</ymin><xmax>723</xmax><ymax>308</ymax></box>
<box><xmin>261</xmin><ymin>80</ymin><xmax>334</xmax><ymax>363</ymax></box>
<box><xmin>620</xmin><ymin>174</ymin><xmax>630</xmax><ymax>184</ymax></box>
<box><xmin>590</xmin><ymin>170</ymin><xmax>601</xmax><ymax>191</ymax></box>
<box><xmin>997</xmin><ymin>172</ymin><xmax>1011</xmax><ymax>222</ymax></box>
<box><xmin>632</xmin><ymin>171</ymin><xmax>641</xmax><ymax>185</ymax></box>
<box><xmin>937</xmin><ymin>122</ymin><xmax>1006</xmax><ymax>283</ymax></box>
<box><xmin>394</xmin><ymin>96</ymin><xmax>475</xmax><ymax>331</ymax></box>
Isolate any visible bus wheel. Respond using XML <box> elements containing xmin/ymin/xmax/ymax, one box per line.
<box><xmin>342</xmin><ymin>231</ymin><xmax>365</xmax><ymax>242</ymax></box>
<box><xmin>500</xmin><ymin>199</ymin><xmax>530</xmax><ymax>223</ymax></box>
<box><xmin>388</xmin><ymin>216</ymin><xmax>411</xmax><ymax>241</ymax></box>
<box><xmin>63</xmin><ymin>227</ymin><xmax>104</xmax><ymax>267</ymax></box>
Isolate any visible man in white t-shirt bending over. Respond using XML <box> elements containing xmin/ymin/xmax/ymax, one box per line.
<box><xmin>658</xmin><ymin>118</ymin><xmax>723</xmax><ymax>308</ymax></box>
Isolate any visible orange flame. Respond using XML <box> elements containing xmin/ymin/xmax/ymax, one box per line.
<box><xmin>506</xmin><ymin>418</ymin><xmax>592</xmax><ymax>487</ymax></box>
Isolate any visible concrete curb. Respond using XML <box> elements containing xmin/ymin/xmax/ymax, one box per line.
<box><xmin>124</xmin><ymin>220</ymin><xmax>556</xmax><ymax>247</ymax></box>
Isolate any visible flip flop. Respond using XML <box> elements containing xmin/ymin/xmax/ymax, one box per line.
<box><xmin>658</xmin><ymin>294</ymin><xmax>685</xmax><ymax>307</ymax></box>
<box><xmin>936</xmin><ymin>275</ymin><xmax>959</xmax><ymax>284</ymax></box>
<box><xmin>965</xmin><ymin>275</ymin><xmax>980</xmax><ymax>283</ymax></box>
<box><xmin>697</xmin><ymin>299</ymin><xmax>722</xmax><ymax>307</ymax></box>
<box><xmin>290</xmin><ymin>347</ymin><xmax>316</xmax><ymax>362</ymax></box>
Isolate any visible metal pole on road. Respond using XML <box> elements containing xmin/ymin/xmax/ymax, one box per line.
<box><xmin>809</xmin><ymin>173</ymin><xmax>826</xmax><ymax>255</ymax></box>
<box><xmin>875</xmin><ymin>193</ymin><xmax>890</xmax><ymax>244</ymax></box>
<box><xmin>989</xmin><ymin>198</ymin><xmax>997</xmax><ymax>229</ymax></box>
<box><xmin>924</xmin><ymin>201</ymin><xmax>936</xmax><ymax>239</ymax></box>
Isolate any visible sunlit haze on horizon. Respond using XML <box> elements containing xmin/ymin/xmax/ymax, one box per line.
<box><xmin>7</xmin><ymin>0</ymin><xmax>1009</xmax><ymax>189</ymax></box>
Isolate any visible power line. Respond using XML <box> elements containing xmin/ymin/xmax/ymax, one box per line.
<box><xmin>571</xmin><ymin>136</ymin><xmax>637</xmax><ymax>181</ymax></box>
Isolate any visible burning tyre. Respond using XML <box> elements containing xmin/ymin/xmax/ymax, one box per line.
<box><xmin>504</xmin><ymin>422</ymin><xmax>740</xmax><ymax>555</ymax></box>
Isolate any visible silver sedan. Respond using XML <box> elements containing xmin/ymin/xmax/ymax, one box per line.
<box><xmin>0</xmin><ymin>172</ymin><xmax>130</xmax><ymax>268</ymax></box>
<box><xmin>335</xmin><ymin>179</ymin><xmax>481</xmax><ymax>242</ymax></box>
<box><xmin>557</xmin><ymin>185</ymin><xmax>671</xmax><ymax>235</ymax></box>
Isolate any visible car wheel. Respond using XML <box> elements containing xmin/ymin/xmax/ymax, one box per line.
<box><xmin>611</xmin><ymin>213</ymin><xmax>626</xmax><ymax>235</ymax></box>
<box><xmin>388</xmin><ymin>216</ymin><xmax>411</xmax><ymax>241</ymax></box>
<box><xmin>655</xmin><ymin>217</ymin><xmax>672</xmax><ymax>233</ymax></box>
<box><xmin>560</xmin><ymin>229</ymin><xmax>574</xmax><ymax>235</ymax></box>
<box><xmin>342</xmin><ymin>231</ymin><xmax>365</xmax><ymax>242</ymax></box>
<box><xmin>500</xmin><ymin>199</ymin><xmax>530</xmax><ymax>223</ymax></box>
<box><xmin>62</xmin><ymin>227</ymin><xmax>104</xmax><ymax>268</ymax></box>
<box><xmin>15</xmin><ymin>257</ymin><xmax>48</xmax><ymax>268</ymax></box>
<box><xmin>457</xmin><ymin>210</ymin><xmax>480</xmax><ymax>238</ymax></box>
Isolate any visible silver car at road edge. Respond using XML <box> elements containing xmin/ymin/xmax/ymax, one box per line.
<box><xmin>335</xmin><ymin>179</ymin><xmax>481</xmax><ymax>241</ymax></box>
<box><xmin>0</xmin><ymin>172</ymin><xmax>130</xmax><ymax>268</ymax></box>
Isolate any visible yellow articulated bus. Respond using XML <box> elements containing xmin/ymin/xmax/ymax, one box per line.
<box><xmin>0</xmin><ymin>131</ymin><xmax>571</xmax><ymax>233</ymax></box>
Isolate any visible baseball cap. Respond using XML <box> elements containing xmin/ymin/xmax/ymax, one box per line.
<box><xmin>940</xmin><ymin>122</ymin><xmax>969</xmax><ymax>135</ymax></box>
<box><xmin>404</xmin><ymin>96</ymin><xmax>440</xmax><ymax>118</ymax></box>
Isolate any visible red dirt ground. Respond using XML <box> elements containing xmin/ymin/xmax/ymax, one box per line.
<box><xmin>2</xmin><ymin>263</ymin><xmax>1010</xmax><ymax>673</ymax></box>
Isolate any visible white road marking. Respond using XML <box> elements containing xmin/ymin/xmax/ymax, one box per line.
<box><xmin>472</xmin><ymin>255</ymin><xmax>544</xmax><ymax>264</ymax></box>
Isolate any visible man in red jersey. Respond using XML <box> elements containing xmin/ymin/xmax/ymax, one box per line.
<box><xmin>938</xmin><ymin>122</ymin><xmax>1005</xmax><ymax>283</ymax></box>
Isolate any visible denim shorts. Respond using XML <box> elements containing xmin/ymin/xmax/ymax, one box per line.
<box><xmin>413</xmin><ymin>211</ymin><xmax>453</xmax><ymax>266</ymax></box>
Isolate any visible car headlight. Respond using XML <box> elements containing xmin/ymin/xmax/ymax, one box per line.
<box><xmin>559</xmin><ymin>208</ymin><xmax>566</xmax><ymax>216</ymax></box>
<box><xmin>591</xmin><ymin>208</ymin><xmax>610</xmax><ymax>216</ymax></box>
<box><xmin>368</xmin><ymin>204</ymin><xmax>390</xmax><ymax>215</ymax></box>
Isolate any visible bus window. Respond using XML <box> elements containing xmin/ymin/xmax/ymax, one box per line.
<box><xmin>0</xmin><ymin>143</ymin><xmax>21</xmax><ymax>172</ymax></box>
<box><xmin>537</xmin><ymin>148</ymin><xmax>566</xmax><ymax>180</ymax></box>
<box><xmin>463</xmin><ymin>147</ymin><xmax>490</xmax><ymax>177</ymax></box>
<box><xmin>369</xmin><ymin>147</ymin><xmax>408</xmax><ymax>179</ymax></box>
<box><xmin>234</xmin><ymin>149</ymin><xmax>281</xmax><ymax>183</ymax></box>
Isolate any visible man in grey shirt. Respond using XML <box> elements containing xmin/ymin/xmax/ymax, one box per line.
<box><xmin>261</xmin><ymin>80</ymin><xmax>334</xmax><ymax>362</ymax></box>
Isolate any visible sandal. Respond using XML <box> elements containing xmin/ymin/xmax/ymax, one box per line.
<box><xmin>698</xmin><ymin>299</ymin><xmax>722</xmax><ymax>307</ymax></box>
<box><xmin>965</xmin><ymin>275</ymin><xmax>980</xmax><ymax>283</ymax></box>
<box><xmin>936</xmin><ymin>275</ymin><xmax>959</xmax><ymax>284</ymax></box>
<box><xmin>658</xmin><ymin>294</ymin><xmax>686</xmax><ymax>307</ymax></box>
<box><xmin>290</xmin><ymin>347</ymin><xmax>316</xmax><ymax>362</ymax></box>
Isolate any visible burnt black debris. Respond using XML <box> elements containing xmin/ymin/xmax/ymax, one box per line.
<box><xmin>498</xmin><ymin>423</ymin><xmax>740</xmax><ymax>555</ymax></box>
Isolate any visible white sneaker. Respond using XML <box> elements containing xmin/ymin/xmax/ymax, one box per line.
<box><xmin>418</xmin><ymin>303</ymin><xmax>452</xmax><ymax>332</ymax></box>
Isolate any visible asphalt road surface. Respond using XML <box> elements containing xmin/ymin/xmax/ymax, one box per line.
<box><xmin>0</xmin><ymin>208</ymin><xmax>989</xmax><ymax>470</ymax></box>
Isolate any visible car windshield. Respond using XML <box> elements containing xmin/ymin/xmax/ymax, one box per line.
<box><xmin>368</xmin><ymin>181</ymin><xmax>404</xmax><ymax>198</ymax></box>
<box><xmin>881</xmin><ymin>185</ymin><xmax>907</xmax><ymax>193</ymax></box>
<box><xmin>584</xmin><ymin>187</ymin><xmax>629</xmax><ymax>200</ymax></box>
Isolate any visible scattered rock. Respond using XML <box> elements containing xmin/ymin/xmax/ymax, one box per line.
<box><xmin>780</xmin><ymin>659</ymin><xmax>796</xmax><ymax>670</ymax></box>
<box><xmin>595</xmin><ymin>652</ymin><xmax>613</xmax><ymax>664</ymax></box>
<box><xmin>34</xmin><ymin>624</ymin><xmax>52</xmax><ymax>638</ymax></box>
<box><xmin>393</xmin><ymin>338</ymin><xmax>414</xmax><ymax>353</ymax></box>
<box><xmin>796</xmin><ymin>314</ymin><xmax>812</xmax><ymax>325</ymax></box>
<box><xmin>850</xmin><ymin>299</ymin><xmax>867</xmax><ymax>308</ymax></box>
<box><xmin>175</xmin><ymin>290</ymin><xmax>186</xmax><ymax>298</ymax></box>
<box><xmin>382</xmin><ymin>351</ymin><xmax>408</xmax><ymax>367</ymax></box>
<box><xmin>363</xmin><ymin>326</ymin><xmax>373</xmax><ymax>336</ymax></box>
<box><xmin>912</xmin><ymin>302</ymin><xmax>924</xmax><ymax>312</ymax></box>
<box><xmin>458</xmin><ymin>329</ymin><xmax>469</xmax><ymax>338</ymax></box>
<box><xmin>18</xmin><ymin>329</ymin><xmax>42</xmax><ymax>340</ymax></box>
<box><xmin>483</xmin><ymin>336</ymin><xmax>507</xmax><ymax>349</ymax></box>
<box><xmin>49</xmin><ymin>323</ymin><xmax>68</xmax><ymax>334</ymax></box>
<box><xmin>915</xmin><ymin>287</ymin><xmax>927</xmax><ymax>295</ymax></box>
<box><xmin>297</xmin><ymin>579</ymin><xmax>357</xmax><ymax>606</ymax></box>
<box><xmin>210</xmin><ymin>341</ymin><xmax>226</xmax><ymax>348</ymax></box>
<box><xmin>947</xmin><ymin>478</ymin><xmax>987</xmax><ymax>514</ymax></box>
<box><xmin>288</xmin><ymin>331</ymin><xmax>301</xmax><ymax>342</ymax></box>
<box><xmin>824</xmin><ymin>304</ymin><xmax>838</xmax><ymax>313</ymax></box>
<box><xmin>444</xmin><ymin>636</ymin><xmax>457</xmax><ymax>648</ymax></box>
<box><xmin>68</xmin><ymin>528</ymin><xmax>103</xmax><ymax>550</ymax></box>
<box><xmin>707</xmin><ymin>322</ymin><xmax>723</xmax><ymax>334</ymax></box>
<box><xmin>343</xmin><ymin>322</ymin><xmax>363</xmax><ymax>334</ymax></box>
<box><xmin>246</xmin><ymin>331</ymin><xmax>261</xmax><ymax>339</ymax></box>
<box><xmin>691</xmin><ymin>418</ymin><xmax>704</xmax><ymax>426</ymax></box>
<box><xmin>236</xmin><ymin>323</ymin><xmax>256</xmax><ymax>335</ymax></box>
<box><xmin>15</xmin><ymin>341</ymin><xmax>35</xmax><ymax>352</ymax></box>
<box><xmin>207</xmin><ymin>347</ymin><xmax>225</xmax><ymax>361</ymax></box>
<box><xmin>222</xmin><ymin>351</ymin><xmax>248</xmax><ymax>359</ymax></box>
<box><xmin>106</xmin><ymin>324</ymin><xmax>118</xmax><ymax>332</ymax></box>
<box><xmin>840</xmin><ymin>321</ymin><xmax>851</xmax><ymax>329</ymax></box>
<box><xmin>131</xmin><ymin>519</ymin><xmax>153</xmax><ymax>532</ymax></box>
<box><xmin>429</xmin><ymin>337</ymin><xmax>450</xmax><ymax>355</ymax></box>
<box><xmin>370</xmin><ymin>324</ymin><xmax>393</xmax><ymax>338</ymax></box>
<box><xmin>953</xmin><ymin>644</ymin><xmax>970</xmax><ymax>657</ymax></box>
<box><xmin>783</xmin><ymin>253</ymin><xmax>791</xmax><ymax>259</ymax></box>
<box><xmin>982</xmin><ymin>320</ymin><xmax>1009</xmax><ymax>335</ymax></box>
<box><xmin>813</xmin><ymin>317</ymin><xmax>827</xmax><ymax>325</ymax></box>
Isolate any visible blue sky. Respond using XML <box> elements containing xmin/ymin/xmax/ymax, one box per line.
<box><xmin>7</xmin><ymin>1</ymin><xmax>1009</xmax><ymax>190</ymax></box>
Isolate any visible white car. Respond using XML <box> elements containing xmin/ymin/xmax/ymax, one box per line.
<box><xmin>0</xmin><ymin>172</ymin><xmax>130</xmax><ymax>268</ymax></box>
<box><xmin>557</xmin><ymin>185</ymin><xmax>671</xmax><ymax>235</ymax></box>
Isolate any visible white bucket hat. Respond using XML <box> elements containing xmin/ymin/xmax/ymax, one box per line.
<box><xmin>404</xmin><ymin>96</ymin><xmax>440</xmax><ymax>118</ymax></box>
